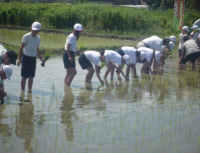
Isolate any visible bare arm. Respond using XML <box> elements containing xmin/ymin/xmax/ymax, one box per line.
<box><xmin>126</xmin><ymin>64</ymin><xmax>131</xmax><ymax>78</ymax></box>
<box><xmin>95</xmin><ymin>65</ymin><xmax>104</xmax><ymax>84</ymax></box>
<box><xmin>67</xmin><ymin>44</ymin><xmax>73</xmax><ymax>63</ymax></box>
<box><xmin>104</xmin><ymin>64</ymin><xmax>111</xmax><ymax>79</ymax></box>
<box><xmin>37</xmin><ymin>47</ymin><xmax>44</xmax><ymax>62</ymax></box>
<box><xmin>146</xmin><ymin>61</ymin><xmax>153</xmax><ymax>74</ymax></box>
<box><xmin>17</xmin><ymin>43</ymin><xmax>26</xmax><ymax>66</ymax></box>
<box><xmin>118</xmin><ymin>66</ymin><xmax>128</xmax><ymax>80</ymax></box>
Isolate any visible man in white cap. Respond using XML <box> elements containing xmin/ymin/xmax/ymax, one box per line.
<box><xmin>100</xmin><ymin>50</ymin><xmax>130</xmax><ymax>81</ymax></box>
<box><xmin>180</xmin><ymin>35</ymin><xmax>200</xmax><ymax>70</ymax></box>
<box><xmin>190</xmin><ymin>25</ymin><xmax>200</xmax><ymax>41</ymax></box>
<box><xmin>0</xmin><ymin>65</ymin><xmax>12</xmax><ymax>104</ymax></box>
<box><xmin>117</xmin><ymin>46</ymin><xmax>145</xmax><ymax>77</ymax></box>
<box><xmin>78</xmin><ymin>51</ymin><xmax>104</xmax><ymax>84</ymax></box>
<box><xmin>17</xmin><ymin>21</ymin><xmax>45</xmax><ymax>91</ymax></box>
<box><xmin>178</xmin><ymin>26</ymin><xmax>190</xmax><ymax>58</ymax></box>
<box><xmin>63</xmin><ymin>23</ymin><xmax>82</xmax><ymax>86</ymax></box>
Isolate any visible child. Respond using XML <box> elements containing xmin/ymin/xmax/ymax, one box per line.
<box><xmin>0</xmin><ymin>65</ymin><xmax>12</xmax><ymax>104</ymax></box>
<box><xmin>179</xmin><ymin>26</ymin><xmax>190</xmax><ymax>58</ymax></box>
<box><xmin>0</xmin><ymin>44</ymin><xmax>17</xmax><ymax>66</ymax></box>
<box><xmin>100</xmin><ymin>50</ymin><xmax>130</xmax><ymax>81</ymax></box>
<box><xmin>17</xmin><ymin>22</ymin><xmax>45</xmax><ymax>91</ymax></box>
<box><xmin>63</xmin><ymin>23</ymin><xmax>82</xmax><ymax>86</ymax></box>
<box><xmin>190</xmin><ymin>25</ymin><xmax>200</xmax><ymax>41</ymax></box>
<box><xmin>78</xmin><ymin>51</ymin><xmax>104</xmax><ymax>84</ymax></box>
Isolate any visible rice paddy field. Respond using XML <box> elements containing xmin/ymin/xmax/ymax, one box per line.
<box><xmin>1</xmin><ymin>30</ymin><xmax>200</xmax><ymax>153</ymax></box>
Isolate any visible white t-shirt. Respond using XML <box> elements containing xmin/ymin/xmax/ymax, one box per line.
<box><xmin>179</xmin><ymin>33</ymin><xmax>185</xmax><ymax>49</ymax></box>
<box><xmin>84</xmin><ymin>51</ymin><xmax>100</xmax><ymax>66</ymax></box>
<box><xmin>65</xmin><ymin>33</ymin><xmax>76</xmax><ymax>52</ymax></box>
<box><xmin>22</xmin><ymin>32</ymin><xmax>40</xmax><ymax>57</ymax></box>
<box><xmin>0</xmin><ymin>44</ymin><xmax>7</xmax><ymax>66</ymax></box>
<box><xmin>104</xmin><ymin>50</ymin><xmax>122</xmax><ymax>65</ymax></box>
<box><xmin>191</xmin><ymin>32</ymin><xmax>199</xmax><ymax>41</ymax></box>
<box><xmin>137</xmin><ymin>47</ymin><xmax>153</xmax><ymax>62</ymax></box>
<box><xmin>142</xmin><ymin>36</ymin><xmax>163</xmax><ymax>52</ymax></box>
<box><xmin>121</xmin><ymin>46</ymin><xmax>137</xmax><ymax>64</ymax></box>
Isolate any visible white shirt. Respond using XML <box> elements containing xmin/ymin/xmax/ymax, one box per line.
<box><xmin>191</xmin><ymin>32</ymin><xmax>199</xmax><ymax>41</ymax></box>
<box><xmin>65</xmin><ymin>33</ymin><xmax>76</xmax><ymax>52</ymax></box>
<box><xmin>137</xmin><ymin>47</ymin><xmax>153</xmax><ymax>62</ymax></box>
<box><xmin>104</xmin><ymin>50</ymin><xmax>122</xmax><ymax>65</ymax></box>
<box><xmin>121</xmin><ymin>46</ymin><xmax>137</xmax><ymax>64</ymax></box>
<box><xmin>0</xmin><ymin>44</ymin><xmax>7</xmax><ymax>66</ymax></box>
<box><xmin>84</xmin><ymin>51</ymin><xmax>100</xmax><ymax>66</ymax></box>
<box><xmin>179</xmin><ymin>33</ymin><xmax>184</xmax><ymax>49</ymax></box>
<box><xmin>142</xmin><ymin>36</ymin><xmax>163</xmax><ymax>52</ymax></box>
<box><xmin>22</xmin><ymin>32</ymin><xmax>40</xmax><ymax>57</ymax></box>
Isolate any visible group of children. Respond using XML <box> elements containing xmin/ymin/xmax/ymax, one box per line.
<box><xmin>0</xmin><ymin>21</ymin><xmax>200</xmax><ymax>104</ymax></box>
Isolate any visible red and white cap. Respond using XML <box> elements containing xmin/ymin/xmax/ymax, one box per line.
<box><xmin>74</xmin><ymin>23</ymin><xmax>83</xmax><ymax>31</ymax></box>
<box><xmin>32</xmin><ymin>22</ymin><xmax>41</xmax><ymax>30</ymax></box>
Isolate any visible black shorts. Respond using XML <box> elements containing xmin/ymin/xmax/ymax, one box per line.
<box><xmin>117</xmin><ymin>48</ymin><xmax>125</xmax><ymax>57</ymax></box>
<box><xmin>181</xmin><ymin>51</ymin><xmax>200</xmax><ymax>64</ymax></box>
<box><xmin>63</xmin><ymin>51</ymin><xmax>76</xmax><ymax>69</ymax></box>
<box><xmin>21</xmin><ymin>54</ymin><xmax>36</xmax><ymax>78</ymax></box>
<box><xmin>78</xmin><ymin>53</ymin><xmax>93</xmax><ymax>70</ymax></box>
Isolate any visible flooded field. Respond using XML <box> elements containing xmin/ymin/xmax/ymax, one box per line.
<box><xmin>1</xmin><ymin>53</ymin><xmax>200</xmax><ymax>153</ymax></box>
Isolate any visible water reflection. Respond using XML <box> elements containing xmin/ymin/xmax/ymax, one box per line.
<box><xmin>60</xmin><ymin>86</ymin><xmax>76</xmax><ymax>141</ymax></box>
<box><xmin>15</xmin><ymin>91</ymin><xmax>34</xmax><ymax>152</ymax></box>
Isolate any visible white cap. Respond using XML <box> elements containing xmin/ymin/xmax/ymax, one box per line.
<box><xmin>74</xmin><ymin>23</ymin><xmax>83</xmax><ymax>31</ymax></box>
<box><xmin>170</xmin><ymin>35</ymin><xmax>176</xmax><ymax>42</ymax></box>
<box><xmin>182</xmin><ymin>26</ymin><xmax>190</xmax><ymax>32</ymax></box>
<box><xmin>140</xmin><ymin>51</ymin><xmax>146</xmax><ymax>62</ymax></box>
<box><xmin>169</xmin><ymin>41</ymin><xmax>175</xmax><ymax>51</ymax></box>
<box><xmin>3</xmin><ymin>65</ymin><xmax>12</xmax><ymax>80</ymax></box>
<box><xmin>191</xmin><ymin>25</ymin><xmax>199</xmax><ymax>30</ymax></box>
<box><xmin>32</xmin><ymin>22</ymin><xmax>41</xmax><ymax>30</ymax></box>
<box><xmin>123</xmin><ymin>55</ymin><xmax>130</xmax><ymax>65</ymax></box>
<box><xmin>155</xmin><ymin>51</ymin><xmax>161</xmax><ymax>66</ymax></box>
<box><xmin>161</xmin><ymin>45</ymin><xmax>166</xmax><ymax>53</ymax></box>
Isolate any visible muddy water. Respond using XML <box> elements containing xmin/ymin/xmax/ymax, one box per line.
<box><xmin>1</xmin><ymin>54</ymin><xmax>200</xmax><ymax>153</ymax></box>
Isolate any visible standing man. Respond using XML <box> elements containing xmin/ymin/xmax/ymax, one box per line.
<box><xmin>17</xmin><ymin>22</ymin><xmax>45</xmax><ymax>91</ymax></box>
<box><xmin>100</xmin><ymin>50</ymin><xmax>130</xmax><ymax>81</ymax></box>
<box><xmin>0</xmin><ymin>44</ymin><xmax>17</xmax><ymax>66</ymax></box>
<box><xmin>63</xmin><ymin>23</ymin><xmax>82</xmax><ymax>86</ymax></box>
<box><xmin>78</xmin><ymin>51</ymin><xmax>104</xmax><ymax>84</ymax></box>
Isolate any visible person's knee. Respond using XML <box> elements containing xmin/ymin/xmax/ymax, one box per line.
<box><xmin>91</xmin><ymin>68</ymin><xmax>94</xmax><ymax>74</ymax></box>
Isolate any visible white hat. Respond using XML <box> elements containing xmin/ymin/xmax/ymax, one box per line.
<box><xmin>140</xmin><ymin>51</ymin><xmax>146</xmax><ymax>62</ymax></box>
<box><xmin>191</xmin><ymin>25</ymin><xmax>199</xmax><ymax>30</ymax></box>
<box><xmin>182</xmin><ymin>26</ymin><xmax>190</xmax><ymax>32</ymax></box>
<box><xmin>32</xmin><ymin>22</ymin><xmax>41</xmax><ymax>30</ymax></box>
<box><xmin>155</xmin><ymin>51</ymin><xmax>161</xmax><ymax>66</ymax></box>
<box><xmin>161</xmin><ymin>45</ymin><xmax>166</xmax><ymax>53</ymax></box>
<box><xmin>123</xmin><ymin>55</ymin><xmax>130</xmax><ymax>65</ymax></box>
<box><xmin>169</xmin><ymin>41</ymin><xmax>175</xmax><ymax>51</ymax></box>
<box><xmin>3</xmin><ymin>65</ymin><xmax>12</xmax><ymax>80</ymax></box>
<box><xmin>170</xmin><ymin>35</ymin><xmax>176</xmax><ymax>42</ymax></box>
<box><xmin>74</xmin><ymin>23</ymin><xmax>83</xmax><ymax>31</ymax></box>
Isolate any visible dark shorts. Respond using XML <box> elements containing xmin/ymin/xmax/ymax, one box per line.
<box><xmin>117</xmin><ymin>48</ymin><xmax>125</xmax><ymax>57</ymax></box>
<box><xmin>21</xmin><ymin>54</ymin><xmax>36</xmax><ymax>78</ymax></box>
<box><xmin>181</xmin><ymin>52</ymin><xmax>200</xmax><ymax>64</ymax></box>
<box><xmin>179</xmin><ymin>49</ymin><xmax>182</xmax><ymax>58</ymax></box>
<box><xmin>78</xmin><ymin>53</ymin><xmax>93</xmax><ymax>70</ymax></box>
<box><xmin>63</xmin><ymin>51</ymin><xmax>76</xmax><ymax>69</ymax></box>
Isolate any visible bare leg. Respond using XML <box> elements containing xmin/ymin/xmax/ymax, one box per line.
<box><xmin>86</xmin><ymin>67</ymin><xmax>94</xmax><ymax>83</ymax></box>
<box><xmin>21</xmin><ymin>77</ymin><xmax>27</xmax><ymax>91</ymax></box>
<box><xmin>66</xmin><ymin>68</ymin><xmax>77</xmax><ymax>86</ymax></box>
<box><xmin>192</xmin><ymin>63</ymin><xmax>195</xmax><ymax>70</ymax></box>
<box><xmin>65</xmin><ymin>69</ymin><xmax>71</xmax><ymax>85</ymax></box>
<box><xmin>104</xmin><ymin>64</ymin><xmax>111</xmax><ymax>79</ymax></box>
<box><xmin>28</xmin><ymin>77</ymin><xmax>34</xmax><ymax>90</ymax></box>
<box><xmin>110</xmin><ymin>64</ymin><xmax>115</xmax><ymax>79</ymax></box>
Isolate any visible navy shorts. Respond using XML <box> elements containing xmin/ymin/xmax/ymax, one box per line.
<box><xmin>117</xmin><ymin>48</ymin><xmax>125</xmax><ymax>57</ymax></box>
<box><xmin>63</xmin><ymin>51</ymin><xmax>75</xmax><ymax>69</ymax></box>
<box><xmin>78</xmin><ymin>53</ymin><xmax>93</xmax><ymax>70</ymax></box>
<box><xmin>21</xmin><ymin>54</ymin><xmax>36</xmax><ymax>78</ymax></box>
<box><xmin>181</xmin><ymin>52</ymin><xmax>200</xmax><ymax>64</ymax></box>
<box><xmin>179</xmin><ymin>49</ymin><xmax>182</xmax><ymax>58</ymax></box>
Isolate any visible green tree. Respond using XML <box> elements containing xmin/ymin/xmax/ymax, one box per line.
<box><xmin>186</xmin><ymin>0</ymin><xmax>200</xmax><ymax>13</ymax></box>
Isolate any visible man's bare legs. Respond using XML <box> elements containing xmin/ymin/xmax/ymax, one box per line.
<box><xmin>86</xmin><ymin>67</ymin><xmax>94</xmax><ymax>83</ymax></box>
<box><xmin>65</xmin><ymin>68</ymin><xmax>77</xmax><ymax>86</ymax></box>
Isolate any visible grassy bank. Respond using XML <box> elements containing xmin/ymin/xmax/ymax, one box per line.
<box><xmin>0</xmin><ymin>2</ymin><xmax>198</xmax><ymax>37</ymax></box>
<box><xmin>0</xmin><ymin>29</ymin><xmax>137</xmax><ymax>54</ymax></box>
